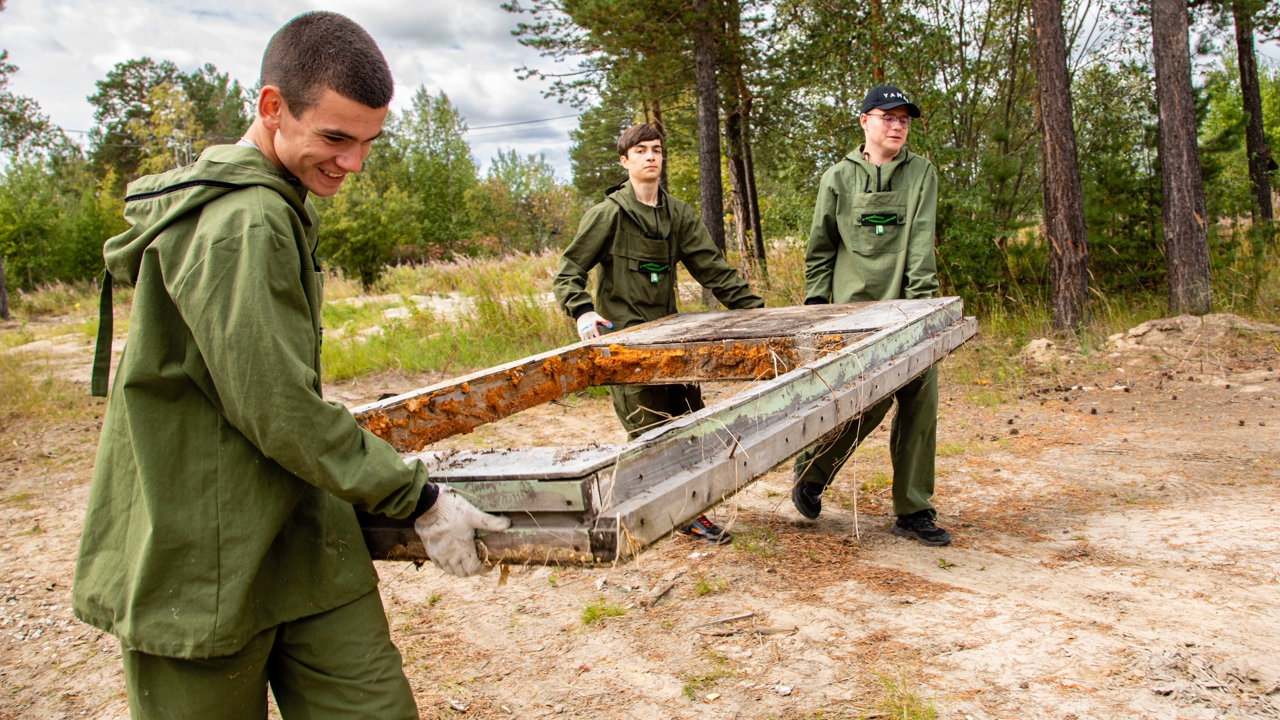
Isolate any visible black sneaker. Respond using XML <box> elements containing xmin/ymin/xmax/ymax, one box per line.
<box><xmin>891</xmin><ymin>510</ymin><xmax>952</xmax><ymax>546</ymax></box>
<box><xmin>676</xmin><ymin>515</ymin><xmax>732</xmax><ymax>545</ymax></box>
<box><xmin>791</xmin><ymin>480</ymin><xmax>824</xmax><ymax>519</ymax></box>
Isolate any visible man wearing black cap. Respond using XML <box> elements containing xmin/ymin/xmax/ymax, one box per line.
<box><xmin>791</xmin><ymin>85</ymin><xmax>951</xmax><ymax>547</ymax></box>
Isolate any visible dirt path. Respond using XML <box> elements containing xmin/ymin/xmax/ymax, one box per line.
<box><xmin>2</xmin><ymin>319</ymin><xmax>1278</xmax><ymax>719</ymax></box>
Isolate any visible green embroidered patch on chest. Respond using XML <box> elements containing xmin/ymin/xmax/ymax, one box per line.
<box><xmin>638</xmin><ymin>261</ymin><xmax>671</xmax><ymax>283</ymax></box>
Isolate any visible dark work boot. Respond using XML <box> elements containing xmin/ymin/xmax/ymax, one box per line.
<box><xmin>791</xmin><ymin>481</ymin><xmax>824</xmax><ymax>519</ymax></box>
<box><xmin>891</xmin><ymin>510</ymin><xmax>952</xmax><ymax>546</ymax></box>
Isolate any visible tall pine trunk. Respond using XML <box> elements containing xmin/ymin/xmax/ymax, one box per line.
<box><xmin>1032</xmin><ymin>0</ymin><xmax>1088</xmax><ymax>330</ymax></box>
<box><xmin>0</xmin><ymin>255</ymin><xmax>9</xmax><ymax>321</ymax></box>
<box><xmin>741</xmin><ymin>94</ymin><xmax>767</xmax><ymax>278</ymax></box>
<box><xmin>649</xmin><ymin>95</ymin><xmax>670</xmax><ymax>191</ymax></box>
<box><xmin>1232</xmin><ymin>0</ymin><xmax>1273</xmax><ymax>228</ymax></box>
<box><xmin>723</xmin><ymin>0</ymin><xmax>767</xmax><ymax>279</ymax></box>
<box><xmin>725</xmin><ymin>100</ymin><xmax>753</xmax><ymax>280</ymax></box>
<box><xmin>1152</xmin><ymin>0</ymin><xmax>1212</xmax><ymax>315</ymax></box>
<box><xmin>694</xmin><ymin>0</ymin><xmax>726</xmax><ymax>309</ymax></box>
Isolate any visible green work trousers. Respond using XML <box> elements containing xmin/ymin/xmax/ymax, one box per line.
<box><xmin>793</xmin><ymin>366</ymin><xmax>938</xmax><ymax>517</ymax></box>
<box><xmin>608</xmin><ymin>383</ymin><xmax>704</xmax><ymax>440</ymax></box>
<box><xmin>121</xmin><ymin>589</ymin><xmax>416</xmax><ymax>720</ymax></box>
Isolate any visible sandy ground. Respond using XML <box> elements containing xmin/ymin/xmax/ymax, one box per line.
<box><xmin>2</xmin><ymin>313</ymin><xmax>1279</xmax><ymax>719</ymax></box>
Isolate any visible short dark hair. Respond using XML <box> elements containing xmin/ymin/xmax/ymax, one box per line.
<box><xmin>261</xmin><ymin>12</ymin><xmax>394</xmax><ymax>116</ymax></box>
<box><xmin>617</xmin><ymin>124</ymin><xmax>663</xmax><ymax>156</ymax></box>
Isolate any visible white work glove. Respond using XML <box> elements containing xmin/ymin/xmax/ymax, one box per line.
<box><xmin>576</xmin><ymin>311</ymin><xmax>613</xmax><ymax>342</ymax></box>
<box><xmin>414</xmin><ymin>487</ymin><xmax>511</xmax><ymax>577</ymax></box>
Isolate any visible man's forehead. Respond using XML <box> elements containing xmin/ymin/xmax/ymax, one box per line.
<box><xmin>632</xmin><ymin>140</ymin><xmax>663</xmax><ymax>148</ymax></box>
<box><xmin>866</xmin><ymin>106</ymin><xmax>909</xmax><ymax>115</ymax></box>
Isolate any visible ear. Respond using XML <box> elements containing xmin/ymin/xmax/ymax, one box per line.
<box><xmin>258</xmin><ymin>86</ymin><xmax>285</xmax><ymax>131</ymax></box>
<box><xmin>619</xmin><ymin>154</ymin><xmax>628</xmax><ymax>165</ymax></box>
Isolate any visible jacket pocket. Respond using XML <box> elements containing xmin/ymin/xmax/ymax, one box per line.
<box><xmin>610</xmin><ymin>229</ymin><xmax>674</xmax><ymax>307</ymax></box>
<box><xmin>837</xmin><ymin>191</ymin><xmax>907</xmax><ymax>255</ymax></box>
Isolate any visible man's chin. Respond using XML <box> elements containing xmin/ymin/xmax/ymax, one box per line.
<box><xmin>306</xmin><ymin>174</ymin><xmax>345</xmax><ymax>197</ymax></box>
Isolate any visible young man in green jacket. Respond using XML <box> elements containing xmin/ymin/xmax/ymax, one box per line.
<box><xmin>791</xmin><ymin>86</ymin><xmax>952</xmax><ymax>547</ymax></box>
<box><xmin>73</xmin><ymin>13</ymin><xmax>507</xmax><ymax>718</ymax></box>
<box><xmin>553</xmin><ymin>124</ymin><xmax>764</xmax><ymax>544</ymax></box>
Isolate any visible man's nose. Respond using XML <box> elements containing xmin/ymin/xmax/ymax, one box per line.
<box><xmin>335</xmin><ymin>148</ymin><xmax>363</xmax><ymax>173</ymax></box>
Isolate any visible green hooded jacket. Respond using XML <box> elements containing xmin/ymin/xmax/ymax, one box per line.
<box><xmin>73</xmin><ymin>145</ymin><xmax>433</xmax><ymax>659</ymax></box>
<box><xmin>553</xmin><ymin>181</ymin><xmax>762</xmax><ymax>330</ymax></box>
<box><xmin>804</xmin><ymin>147</ymin><xmax>939</xmax><ymax>303</ymax></box>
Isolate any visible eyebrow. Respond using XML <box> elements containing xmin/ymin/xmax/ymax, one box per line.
<box><xmin>317</xmin><ymin>128</ymin><xmax>384</xmax><ymax>142</ymax></box>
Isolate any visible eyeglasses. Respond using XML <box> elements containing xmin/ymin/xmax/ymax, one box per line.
<box><xmin>865</xmin><ymin>112</ymin><xmax>911</xmax><ymax>128</ymax></box>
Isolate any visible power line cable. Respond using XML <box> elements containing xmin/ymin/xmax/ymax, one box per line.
<box><xmin>464</xmin><ymin>113</ymin><xmax>580</xmax><ymax>131</ymax></box>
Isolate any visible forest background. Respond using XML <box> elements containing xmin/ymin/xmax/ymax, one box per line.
<box><xmin>1</xmin><ymin>0</ymin><xmax>1279</xmax><ymax>326</ymax></box>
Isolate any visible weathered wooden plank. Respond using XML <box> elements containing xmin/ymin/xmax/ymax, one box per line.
<box><xmin>408</xmin><ymin>445</ymin><xmax>625</xmax><ymax>481</ymax></box>
<box><xmin>355</xmin><ymin>299</ymin><xmax>978</xmax><ymax>565</ymax></box>
<box><xmin>354</xmin><ymin>333</ymin><xmax>857</xmax><ymax>451</ymax></box>
<box><xmin>441</xmin><ymin>479</ymin><xmax>591</xmax><ymax>513</ymax></box>
<box><xmin>359</xmin><ymin>526</ymin><xmax>600</xmax><ymax>564</ymax></box>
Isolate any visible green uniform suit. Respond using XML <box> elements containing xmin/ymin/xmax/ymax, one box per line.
<box><xmin>795</xmin><ymin>147</ymin><xmax>940</xmax><ymax>517</ymax></box>
<box><xmin>553</xmin><ymin>181</ymin><xmax>763</xmax><ymax>438</ymax></box>
<box><xmin>75</xmin><ymin>145</ymin><xmax>428</xmax><ymax>716</ymax></box>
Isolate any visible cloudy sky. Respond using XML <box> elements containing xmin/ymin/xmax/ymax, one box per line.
<box><xmin>0</xmin><ymin>0</ymin><xmax>583</xmax><ymax>176</ymax></box>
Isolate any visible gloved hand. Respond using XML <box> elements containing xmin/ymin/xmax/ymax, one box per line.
<box><xmin>576</xmin><ymin>311</ymin><xmax>613</xmax><ymax>342</ymax></box>
<box><xmin>413</xmin><ymin>487</ymin><xmax>511</xmax><ymax>577</ymax></box>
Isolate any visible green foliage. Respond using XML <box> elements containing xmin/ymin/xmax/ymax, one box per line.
<box><xmin>393</xmin><ymin>89</ymin><xmax>479</xmax><ymax>257</ymax></box>
<box><xmin>315</xmin><ymin>170</ymin><xmax>421</xmax><ymax>288</ymax></box>
<box><xmin>0</xmin><ymin>157</ymin><xmax>126</xmax><ymax>290</ymax></box>
<box><xmin>87</xmin><ymin>58</ymin><xmax>249</xmax><ymax>183</ymax></box>
<box><xmin>0</xmin><ymin>51</ymin><xmax>59</xmax><ymax>157</ymax></box>
<box><xmin>569</xmin><ymin>90</ymin><xmax>635</xmax><ymax>200</ymax></box>
<box><xmin>1073</xmin><ymin>62</ymin><xmax>1164</xmax><ymax>292</ymax></box>
<box><xmin>467</xmin><ymin>149</ymin><xmax>581</xmax><ymax>254</ymax></box>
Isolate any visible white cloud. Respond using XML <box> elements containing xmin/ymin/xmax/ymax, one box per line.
<box><xmin>0</xmin><ymin>0</ymin><xmax>580</xmax><ymax>175</ymax></box>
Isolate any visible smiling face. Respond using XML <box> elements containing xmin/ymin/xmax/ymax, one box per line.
<box><xmin>859</xmin><ymin>105</ymin><xmax>910</xmax><ymax>159</ymax></box>
<box><xmin>258</xmin><ymin>86</ymin><xmax>388</xmax><ymax>197</ymax></box>
<box><xmin>619</xmin><ymin>140</ymin><xmax>664</xmax><ymax>183</ymax></box>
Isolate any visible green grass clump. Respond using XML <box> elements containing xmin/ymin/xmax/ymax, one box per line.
<box><xmin>580</xmin><ymin>596</ymin><xmax>627</xmax><ymax>625</ymax></box>
<box><xmin>680</xmin><ymin>668</ymin><xmax>730</xmax><ymax>700</ymax></box>
<box><xmin>732</xmin><ymin>527</ymin><xmax>779</xmax><ymax>558</ymax></box>
<box><xmin>693</xmin><ymin>575</ymin><xmax>729</xmax><ymax>596</ymax></box>
<box><xmin>875</xmin><ymin>673</ymin><xmax>936</xmax><ymax>719</ymax></box>
<box><xmin>860</xmin><ymin>469</ymin><xmax>892</xmax><ymax>493</ymax></box>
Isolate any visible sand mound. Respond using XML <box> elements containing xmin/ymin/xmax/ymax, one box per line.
<box><xmin>1107</xmin><ymin>313</ymin><xmax>1280</xmax><ymax>354</ymax></box>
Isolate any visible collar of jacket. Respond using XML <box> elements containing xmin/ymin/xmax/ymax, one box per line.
<box><xmin>606</xmin><ymin>180</ymin><xmax>671</xmax><ymax>240</ymax></box>
<box><xmin>844</xmin><ymin>146</ymin><xmax>914</xmax><ymax>193</ymax></box>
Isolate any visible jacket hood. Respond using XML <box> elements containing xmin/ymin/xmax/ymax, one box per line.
<box><xmin>605</xmin><ymin>180</ymin><xmax>672</xmax><ymax>239</ymax></box>
<box><xmin>843</xmin><ymin>146</ymin><xmax>917</xmax><ymax>192</ymax></box>
<box><xmin>104</xmin><ymin>145</ymin><xmax>312</xmax><ymax>286</ymax></box>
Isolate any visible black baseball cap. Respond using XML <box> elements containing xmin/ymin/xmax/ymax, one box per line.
<box><xmin>861</xmin><ymin>86</ymin><xmax>921</xmax><ymax>118</ymax></box>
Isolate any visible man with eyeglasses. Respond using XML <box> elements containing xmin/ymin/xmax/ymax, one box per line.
<box><xmin>791</xmin><ymin>85</ymin><xmax>951</xmax><ymax>547</ymax></box>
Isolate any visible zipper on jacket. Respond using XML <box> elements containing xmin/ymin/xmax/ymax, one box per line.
<box><xmin>124</xmin><ymin>179</ymin><xmax>247</xmax><ymax>203</ymax></box>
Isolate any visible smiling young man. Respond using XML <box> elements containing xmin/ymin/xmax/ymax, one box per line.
<box><xmin>553</xmin><ymin>124</ymin><xmax>763</xmax><ymax>544</ymax></box>
<box><xmin>791</xmin><ymin>86</ymin><xmax>952</xmax><ymax>547</ymax></box>
<box><xmin>73</xmin><ymin>13</ymin><xmax>508</xmax><ymax>718</ymax></box>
